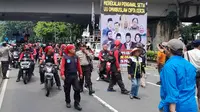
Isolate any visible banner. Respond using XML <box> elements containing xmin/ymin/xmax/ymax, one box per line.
<box><xmin>100</xmin><ymin>0</ymin><xmax>147</xmax><ymax>66</ymax></box>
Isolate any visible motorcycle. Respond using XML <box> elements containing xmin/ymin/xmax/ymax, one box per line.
<box><xmin>44</xmin><ymin>62</ymin><xmax>56</xmax><ymax>97</ymax></box>
<box><xmin>20</xmin><ymin>58</ymin><xmax>32</xmax><ymax>84</ymax></box>
<box><xmin>98</xmin><ymin>55</ymin><xmax>111</xmax><ymax>82</ymax></box>
<box><xmin>12</xmin><ymin>51</ymin><xmax>19</xmax><ymax>68</ymax></box>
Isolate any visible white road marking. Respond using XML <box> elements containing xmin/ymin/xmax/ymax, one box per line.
<box><xmin>146</xmin><ymin>72</ymin><xmax>159</xmax><ymax>77</ymax></box>
<box><xmin>153</xmin><ymin>75</ymin><xmax>159</xmax><ymax>77</ymax></box>
<box><xmin>147</xmin><ymin>82</ymin><xmax>160</xmax><ymax>87</ymax></box>
<box><xmin>84</xmin><ymin>88</ymin><xmax>118</xmax><ymax>112</ymax></box>
<box><xmin>0</xmin><ymin>71</ymin><xmax>10</xmax><ymax>110</ymax></box>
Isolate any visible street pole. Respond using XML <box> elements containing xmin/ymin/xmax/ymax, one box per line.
<box><xmin>92</xmin><ymin>2</ymin><xmax>95</xmax><ymax>43</ymax></box>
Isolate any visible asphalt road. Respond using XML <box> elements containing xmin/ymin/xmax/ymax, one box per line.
<box><xmin>0</xmin><ymin>61</ymin><xmax>161</xmax><ymax>112</ymax></box>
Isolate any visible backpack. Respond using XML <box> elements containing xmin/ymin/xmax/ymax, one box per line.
<box><xmin>108</xmin><ymin>48</ymin><xmax>122</xmax><ymax>63</ymax></box>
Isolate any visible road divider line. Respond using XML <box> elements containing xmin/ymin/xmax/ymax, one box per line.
<box><xmin>147</xmin><ymin>82</ymin><xmax>160</xmax><ymax>87</ymax></box>
<box><xmin>146</xmin><ymin>72</ymin><xmax>159</xmax><ymax>77</ymax></box>
<box><xmin>84</xmin><ymin>88</ymin><xmax>118</xmax><ymax>112</ymax></box>
<box><xmin>0</xmin><ymin>70</ymin><xmax>10</xmax><ymax>110</ymax></box>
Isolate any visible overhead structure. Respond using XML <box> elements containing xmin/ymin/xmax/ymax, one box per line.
<box><xmin>0</xmin><ymin>0</ymin><xmax>200</xmax><ymax>22</ymax></box>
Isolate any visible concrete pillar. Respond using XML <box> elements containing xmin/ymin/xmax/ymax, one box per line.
<box><xmin>153</xmin><ymin>21</ymin><xmax>169</xmax><ymax>50</ymax></box>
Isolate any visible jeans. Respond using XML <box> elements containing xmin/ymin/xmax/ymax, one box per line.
<box><xmin>130</xmin><ymin>78</ymin><xmax>140</xmax><ymax>97</ymax></box>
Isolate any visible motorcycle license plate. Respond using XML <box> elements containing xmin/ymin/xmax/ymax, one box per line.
<box><xmin>45</xmin><ymin>73</ymin><xmax>53</xmax><ymax>76</ymax></box>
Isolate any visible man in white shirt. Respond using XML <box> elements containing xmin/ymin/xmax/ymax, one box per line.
<box><xmin>184</xmin><ymin>39</ymin><xmax>200</xmax><ymax>109</ymax></box>
<box><xmin>0</xmin><ymin>42</ymin><xmax>12</xmax><ymax>79</ymax></box>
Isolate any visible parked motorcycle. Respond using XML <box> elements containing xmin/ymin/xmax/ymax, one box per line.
<box><xmin>98</xmin><ymin>55</ymin><xmax>111</xmax><ymax>82</ymax></box>
<box><xmin>20</xmin><ymin>58</ymin><xmax>32</xmax><ymax>84</ymax></box>
<box><xmin>44</xmin><ymin>62</ymin><xmax>56</xmax><ymax>97</ymax></box>
<box><xmin>12</xmin><ymin>51</ymin><xmax>19</xmax><ymax>68</ymax></box>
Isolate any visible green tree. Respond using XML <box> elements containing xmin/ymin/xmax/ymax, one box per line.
<box><xmin>0</xmin><ymin>23</ymin><xmax>6</xmax><ymax>41</ymax></box>
<box><xmin>34</xmin><ymin>22</ymin><xmax>83</xmax><ymax>43</ymax></box>
<box><xmin>4</xmin><ymin>21</ymin><xmax>35</xmax><ymax>38</ymax></box>
<box><xmin>180</xmin><ymin>23</ymin><xmax>200</xmax><ymax>43</ymax></box>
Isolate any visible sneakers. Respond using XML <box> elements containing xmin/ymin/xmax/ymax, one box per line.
<box><xmin>107</xmin><ymin>88</ymin><xmax>116</xmax><ymax>92</ymax></box>
<box><xmin>121</xmin><ymin>90</ymin><xmax>129</xmax><ymax>94</ymax></box>
<box><xmin>16</xmin><ymin>79</ymin><xmax>20</xmax><ymax>82</ymax></box>
<box><xmin>66</xmin><ymin>103</ymin><xmax>71</xmax><ymax>108</ymax></box>
<box><xmin>3</xmin><ymin>77</ymin><xmax>9</xmax><ymax>79</ymax></box>
<box><xmin>156</xmin><ymin>81</ymin><xmax>161</xmax><ymax>85</ymax></box>
<box><xmin>130</xmin><ymin>95</ymin><xmax>134</xmax><ymax>99</ymax></box>
<box><xmin>74</xmin><ymin>104</ymin><xmax>82</xmax><ymax>111</ymax></box>
<box><xmin>130</xmin><ymin>95</ymin><xmax>141</xmax><ymax>100</ymax></box>
<box><xmin>96</xmin><ymin>77</ymin><xmax>100</xmax><ymax>81</ymax></box>
<box><xmin>133</xmin><ymin>96</ymin><xmax>141</xmax><ymax>100</ymax></box>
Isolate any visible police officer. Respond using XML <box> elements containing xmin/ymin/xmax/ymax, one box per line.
<box><xmin>76</xmin><ymin>44</ymin><xmax>95</xmax><ymax>95</ymax></box>
<box><xmin>60</xmin><ymin>44</ymin><xmax>83</xmax><ymax>111</ymax></box>
<box><xmin>39</xmin><ymin>46</ymin><xmax>61</xmax><ymax>89</ymax></box>
<box><xmin>107</xmin><ymin>40</ymin><xmax>129</xmax><ymax>94</ymax></box>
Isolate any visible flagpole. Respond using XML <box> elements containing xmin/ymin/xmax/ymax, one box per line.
<box><xmin>92</xmin><ymin>2</ymin><xmax>95</xmax><ymax>43</ymax></box>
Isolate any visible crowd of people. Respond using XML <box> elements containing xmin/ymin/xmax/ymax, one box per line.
<box><xmin>156</xmin><ymin>38</ymin><xmax>200</xmax><ymax>112</ymax></box>
<box><xmin>0</xmin><ymin>37</ymin><xmax>200</xmax><ymax>112</ymax></box>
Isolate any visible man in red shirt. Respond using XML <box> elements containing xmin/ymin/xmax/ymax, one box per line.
<box><xmin>107</xmin><ymin>40</ymin><xmax>129</xmax><ymax>94</ymax></box>
<box><xmin>60</xmin><ymin>44</ymin><xmax>66</xmax><ymax>57</ymax></box>
<box><xmin>98</xmin><ymin>43</ymin><xmax>110</xmax><ymax>79</ymax></box>
<box><xmin>16</xmin><ymin>45</ymin><xmax>35</xmax><ymax>82</ymax></box>
<box><xmin>39</xmin><ymin>47</ymin><xmax>61</xmax><ymax>89</ymax></box>
<box><xmin>60</xmin><ymin>44</ymin><xmax>83</xmax><ymax>111</ymax></box>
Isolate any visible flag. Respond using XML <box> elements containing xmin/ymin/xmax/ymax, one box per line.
<box><xmin>91</xmin><ymin>2</ymin><xmax>95</xmax><ymax>28</ymax></box>
<box><xmin>86</xmin><ymin>24</ymin><xmax>89</xmax><ymax>33</ymax></box>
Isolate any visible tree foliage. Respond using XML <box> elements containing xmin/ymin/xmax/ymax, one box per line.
<box><xmin>0</xmin><ymin>21</ymin><xmax>83</xmax><ymax>43</ymax></box>
<box><xmin>34</xmin><ymin>22</ymin><xmax>83</xmax><ymax>43</ymax></box>
<box><xmin>4</xmin><ymin>21</ymin><xmax>35</xmax><ymax>38</ymax></box>
<box><xmin>180</xmin><ymin>23</ymin><xmax>200</xmax><ymax>43</ymax></box>
<box><xmin>0</xmin><ymin>21</ymin><xmax>35</xmax><ymax>42</ymax></box>
<box><xmin>0</xmin><ymin>23</ymin><xmax>6</xmax><ymax>41</ymax></box>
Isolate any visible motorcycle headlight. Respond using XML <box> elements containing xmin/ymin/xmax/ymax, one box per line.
<box><xmin>46</xmin><ymin>67</ymin><xmax>52</xmax><ymax>73</ymax></box>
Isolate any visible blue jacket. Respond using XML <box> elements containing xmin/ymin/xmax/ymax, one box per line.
<box><xmin>158</xmin><ymin>56</ymin><xmax>197</xmax><ymax>112</ymax></box>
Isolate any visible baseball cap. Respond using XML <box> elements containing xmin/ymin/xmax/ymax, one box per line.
<box><xmin>166</xmin><ymin>39</ymin><xmax>183</xmax><ymax>51</ymax></box>
<box><xmin>193</xmin><ymin>39</ymin><xmax>200</xmax><ymax>46</ymax></box>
